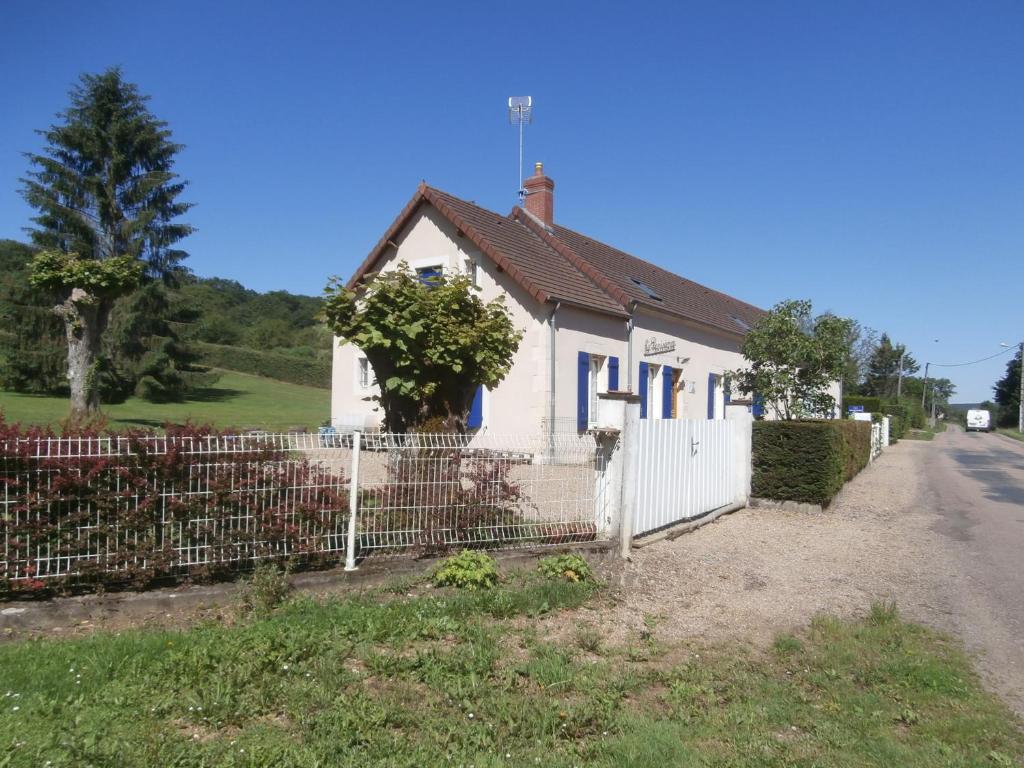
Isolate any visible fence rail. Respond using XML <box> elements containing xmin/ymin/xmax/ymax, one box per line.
<box><xmin>1</xmin><ymin>430</ymin><xmax>603</xmax><ymax>589</ymax></box>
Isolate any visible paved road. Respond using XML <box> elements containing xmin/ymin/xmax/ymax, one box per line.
<box><xmin>922</xmin><ymin>425</ymin><xmax>1024</xmax><ymax>712</ymax></box>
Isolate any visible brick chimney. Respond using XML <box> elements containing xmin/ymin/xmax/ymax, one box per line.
<box><xmin>523</xmin><ymin>162</ymin><xmax>554</xmax><ymax>228</ymax></box>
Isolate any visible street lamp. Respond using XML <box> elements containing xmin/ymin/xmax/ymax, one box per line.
<box><xmin>896</xmin><ymin>350</ymin><xmax>905</xmax><ymax>398</ymax></box>
<box><xmin>920</xmin><ymin>340</ymin><xmax>939</xmax><ymax>415</ymax></box>
<box><xmin>1000</xmin><ymin>341</ymin><xmax>1024</xmax><ymax>433</ymax></box>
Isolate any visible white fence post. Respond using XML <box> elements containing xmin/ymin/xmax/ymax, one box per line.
<box><xmin>731</xmin><ymin>413</ymin><xmax>752</xmax><ymax>505</ymax></box>
<box><xmin>618</xmin><ymin>399</ymin><xmax>641</xmax><ymax>559</ymax></box>
<box><xmin>593</xmin><ymin>392</ymin><xmax>639</xmax><ymax>547</ymax></box>
<box><xmin>345</xmin><ymin>430</ymin><xmax>361</xmax><ymax>572</ymax></box>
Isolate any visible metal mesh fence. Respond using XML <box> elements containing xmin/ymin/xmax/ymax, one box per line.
<box><xmin>1</xmin><ymin>431</ymin><xmax>604</xmax><ymax>588</ymax></box>
<box><xmin>354</xmin><ymin>432</ymin><xmax>603</xmax><ymax>553</ymax></box>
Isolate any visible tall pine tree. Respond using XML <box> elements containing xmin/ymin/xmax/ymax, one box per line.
<box><xmin>20</xmin><ymin>68</ymin><xmax>193</xmax><ymax>416</ymax></box>
<box><xmin>862</xmin><ymin>334</ymin><xmax>919</xmax><ymax>399</ymax></box>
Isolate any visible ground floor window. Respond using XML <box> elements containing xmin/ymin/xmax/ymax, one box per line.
<box><xmin>648</xmin><ymin>364</ymin><xmax>661</xmax><ymax>419</ymax></box>
<box><xmin>588</xmin><ymin>355</ymin><xmax>606</xmax><ymax>427</ymax></box>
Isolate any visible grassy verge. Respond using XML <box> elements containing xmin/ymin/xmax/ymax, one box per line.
<box><xmin>0</xmin><ymin>577</ymin><xmax>1021</xmax><ymax>767</ymax></box>
<box><xmin>0</xmin><ymin>370</ymin><xmax>329</xmax><ymax>431</ymax></box>
<box><xmin>905</xmin><ymin>422</ymin><xmax>948</xmax><ymax>441</ymax></box>
<box><xmin>997</xmin><ymin>428</ymin><xmax>1024</xmax><ymax>442</ymax></box>
<box><xmin>904</xmin><ymin>429</ymin><xmax>935</xmax><ymax>441</ymax></box>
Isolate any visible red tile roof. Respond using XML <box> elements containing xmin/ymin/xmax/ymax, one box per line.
<box><xmin>348</xmin><ymin>183</ymin><xmax>764</xmax><ymax>337</ymax></box>
<box><xmin>546</xmin><ymin>221</ymin><xmax>765</xmax><ymax>335</ymax></box>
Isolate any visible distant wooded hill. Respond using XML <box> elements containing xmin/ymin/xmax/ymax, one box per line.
<box><xmin>0</xmin><ymin>239</ymin><xmax>331</xmax><ymax>399</ymax></box>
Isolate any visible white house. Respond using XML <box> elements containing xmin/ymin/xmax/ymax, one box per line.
<box><xmin>332</xmin><ymin>163</ymin><xmax>771</xmax><ymax>434</ymax></box>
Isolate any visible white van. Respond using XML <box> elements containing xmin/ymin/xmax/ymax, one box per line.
<box><xmin>965</xmin><ymin>409</ymin><xmax>992</xmax><ymax>432</ymax></box>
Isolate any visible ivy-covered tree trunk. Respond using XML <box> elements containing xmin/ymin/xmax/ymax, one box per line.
<box><xmin>55</xmin><ymin>288</ymin><xmax>109</xmax><ymax>417</ymax></box>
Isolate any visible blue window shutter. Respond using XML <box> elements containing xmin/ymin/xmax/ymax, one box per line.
<box><xmin>467</xmin><ymin>386</ymin><xmax>484</xmax><ymax>429</ymax></box>
<box><xmin>753</xmin><ymin>393</ymin><xmax>765</xmax><ymax>418</ymax></box>
<box><xmin>707</xmin><ymin>373</ymin><xmax>717</xmax><ymax>419</ymax></box>
<box><xmin>608</xmin><ymin>356</ymin><xmax>619</xmax><ymax>391</ymax></box>
<box><xmin>577</xmin><ymin>352</ymin><xmax>589</xmax><ymax>431</ymax></box>
<box><xmin>639</xmin><ymin>362</ymin><xmax>649</xmax><ymax>419</ymax></box>
<box><xmin>662</xmin><ymin>366</ymin><xmax>674</xmax><ymax>419</ymax></box>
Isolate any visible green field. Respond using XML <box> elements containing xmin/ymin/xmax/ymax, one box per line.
<box><xmin>0</xmin><ymin>572</ymin><xmax>1021</xmax><ymax>767</ymax></box>
<box><xmin>997</xmin><ymin>428</ymin><xmax>1024</xmax><ymax>442</ymax></box>
<box><xmin>0</xmin><ymin>370</ymin><xmax>329</xmax><ymax>432</ymax></box>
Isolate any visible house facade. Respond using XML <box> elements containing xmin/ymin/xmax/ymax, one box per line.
<box><xmin>331</xmin><ymin>163</ymin><xmax>770</xmax><ymax>434</ymax></box>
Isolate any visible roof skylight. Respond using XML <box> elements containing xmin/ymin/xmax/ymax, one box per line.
<box><xmin>630</xmin><ymin>277</ymin><xmax>662</xmax><ymax>301</ymax></box>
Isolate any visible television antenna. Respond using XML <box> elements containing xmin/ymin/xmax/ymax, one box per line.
<box><xmin>508</xmin><ymin>96</ymin><xmax>533</xmax><ymax>204</ymax></box>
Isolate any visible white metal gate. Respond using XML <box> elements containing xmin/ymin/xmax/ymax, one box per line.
<box><xmin>633</xmin><ymin>419</ymin><xmax>749</xmax><ymax>537</ymax></box>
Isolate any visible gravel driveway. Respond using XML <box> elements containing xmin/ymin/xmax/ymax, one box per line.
<box><xmin>591</xmin><ymin>428</ymin><xmax>1024</xmax><ymax>715</ymax></box>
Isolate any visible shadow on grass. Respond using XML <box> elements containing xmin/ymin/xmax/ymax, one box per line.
<box><xmin>172</xmin><ymin>386</ymin><xmax>248</xmax><ymax>403</ymax></box>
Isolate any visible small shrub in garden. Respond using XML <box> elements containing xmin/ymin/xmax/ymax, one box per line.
<box><xmin>537</xmin><ymin>553</ymin><xmax>594</xmax><ymax>583</ymax></box>
<box><xmin>433</xmin><ymin>550</ymin><xmax>499</xmax><ymax>590</ymax></box>
<box><xmin>237</xmin><ymin>562</ymin><xmax>293</xmax><ymax>616</ymax></box>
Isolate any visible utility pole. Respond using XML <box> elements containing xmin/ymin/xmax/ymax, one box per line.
<box><xmin>920</xmin><ymin>361</ymin><xmax>929</xmax><ymax>410</ymax></box>
<box><xmin>896</xmin><ymin>350</ymin><xmax>905</xmax><ymax>398</ymax></box>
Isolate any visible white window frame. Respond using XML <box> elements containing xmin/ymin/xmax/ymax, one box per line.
<box><xmin>647</xmin><ymin>364</ymin><xmax>661</xmax><ymax>419</ymax></box>
<box><xmin>356</xmin><ymin>356</ymin><xmax>371</xmax><ymax>390</ymax></box>
<box><xmin>466</xmin><ymin>258</ymin><xmax>480</xmax><ymax>288</ymax></box>
<box><xmin>588</xmin><ymin>354</ymin><xmax>606</xmax><ymax>428</ymax></box>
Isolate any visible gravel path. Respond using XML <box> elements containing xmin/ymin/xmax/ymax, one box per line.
<box><xmin>592</xmin><ymin>439</ymin><xmax>950</xmax><ymax>648</ymax></box>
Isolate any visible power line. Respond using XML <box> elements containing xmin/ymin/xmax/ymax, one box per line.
<box><xmin>929</xmin><ymin>345</ymin><xmax>1018</xmax><ymax>368</ymax></box>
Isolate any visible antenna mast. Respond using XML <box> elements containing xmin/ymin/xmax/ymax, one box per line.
<box><xmin>507</xmin><ymin>96</ymin><xmax>533</xmax><ymax>204</ymax></box>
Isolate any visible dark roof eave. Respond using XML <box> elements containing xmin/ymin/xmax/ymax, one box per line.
<box><xmin>546</xmin><ymin>296</ymin><xmax>631</xmax><ymax>320</ymax></box>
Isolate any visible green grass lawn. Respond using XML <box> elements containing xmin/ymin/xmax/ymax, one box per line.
<box><xmin>0</xmin><ymin>574</ymin><xmax>1021</xmax><ymax>767</ymax></box>
<box><xmin>0</xmin><ymin>370</ymin><xmax>329</xmax><ymax>432</ymax></box>
<box><xmin>997</xmin><ymin>428</ymin><xmax>1024</xmax><ymax>442</ymax></box>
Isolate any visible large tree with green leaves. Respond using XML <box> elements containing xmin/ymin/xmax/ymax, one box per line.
<box><xmin>994</xmin><ymin>348</ymin><xmax>1021</xmax><ymax>426</ymax></box>
<box><xmin>20</xmin><ymin>68</ymin><xmax>192</xmax><ymax>416</ymax></box>
<box><xmin>0</xmin><ymin>240</ymin><xmax>67</xmax><ymax>393</ymax></box>
<box><xmin>730</xmin><ymin>299</ymin><xmax>852</xmax><ymax>420</ymax></box>
<box><xmin>322</xmin><ymin>265</ymin><xmax>523</xmax><ymax>433</ymax></box>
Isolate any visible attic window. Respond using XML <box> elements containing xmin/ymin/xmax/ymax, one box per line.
<box><xmin>630</xmin><ymin>278</ymin><xmax>662</xmax><ymax>302</ymax></box>
<box><xmin>415</xmin><ymin>265</ymin><xmax>443</xmax><ymax>287</ymax></box>
<box><xmin>730</xmin><ymin>314</ymin><xmax>752</xmax><ymax>332</ymax></box>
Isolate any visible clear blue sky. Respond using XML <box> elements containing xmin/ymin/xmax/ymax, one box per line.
<box><xmin>2</xmin><ymin>1</ymin><xmax>1021</xmax><ymax>401</ymax></box>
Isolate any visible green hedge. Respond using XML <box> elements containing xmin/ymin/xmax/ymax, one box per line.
<box><xmin>882</xmin><ymin>404</ymin><xmax>908</xmax><ymax>442</ymax></box>
<box><xmin>193</xmin><ymin>342</ymin><xmax>330</xmax><ymax>389</ymax></box>
<box><xmin>752</xmin><ymin>420</ymin><xmax>872</xmax><ymax>507</ymax></box>
<box><xmin>842</xmin><ymin>395</ymin><xmax>882</xmax><ymax>415</ymax></box>
<box><xmin>832</xmin><ymin>420</ymin><xmax>872</xmax><ymax>481</ymax></box>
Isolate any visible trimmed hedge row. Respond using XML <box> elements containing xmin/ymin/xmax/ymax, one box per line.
<box><xmin>842</xmin><ymin>395</ymin><xmax>882</xmax><ymax>415</ymax></box>
<box><xmin>194</xmin><ymin>342</ymin><xmax>330</xmax><ymax>389</ymax></box>
<box><xmin>882</xmin><ymin>404</ymin><xmax>910</xmax><ymax>442</ymax></box>
<box><xmin>752</xmin><ymin>420</ymin><xmax>872</xmax><ymax>507</ymax></box>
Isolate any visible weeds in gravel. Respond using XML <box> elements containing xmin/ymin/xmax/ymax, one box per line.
<box><xmin>574</xmin><ymin>622</ymin><xmax>604</xmax><ymax>654</ymax></box>
<box><xmin>0</xmin><ymin>577</ymin><xmax>1021</xmax><ymax>767</ymax></box>
<box><xmin>236</xmin><ymin>562</ymin><xmax>292</xmax><ymax>617</ymax></box>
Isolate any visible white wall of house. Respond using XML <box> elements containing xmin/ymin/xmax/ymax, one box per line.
<box><xmin>631</xmin><ymin>307</ymin><xmax>746</xmax><ymax>421</ymax></box>
<box><xmin>330</xmin><ymin>206</ymin><xmax>546</xmax><ymax>433</ymax></box>
<box><xmin>550</xmin><ymin>305</ymin><xmax>628</xmax><ymax>430</ymax></box>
